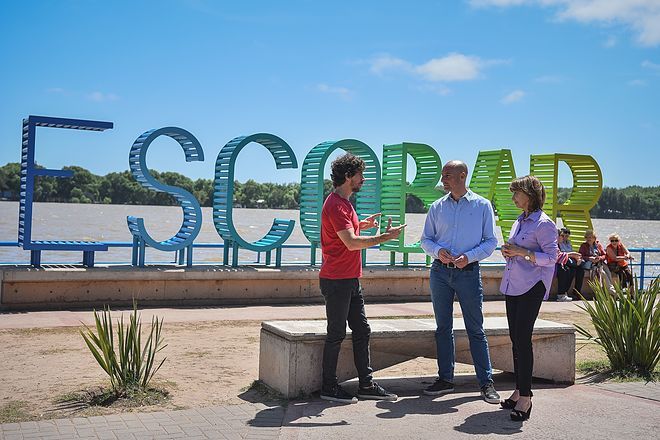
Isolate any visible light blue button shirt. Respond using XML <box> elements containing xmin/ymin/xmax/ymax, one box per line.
<box><xmin>420</xmin><ymin>190</ymin><xmax>498</xmax><ymax>263</ymax></box>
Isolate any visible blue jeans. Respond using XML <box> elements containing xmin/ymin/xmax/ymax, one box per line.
<box><xmin>429</xmin><ymin>261</ymin><xmax>493</xmax><ymax>387</ymax></box>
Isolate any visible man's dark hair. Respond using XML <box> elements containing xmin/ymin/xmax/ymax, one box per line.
<box><xmin>330</xmin><ymin>153</ymin><xmax>365</xmax><ymax>188</ymax></box>
<box><xmin>561</xmin><ymin>227</ymin><xmax>571</xmax><ymax>235</ymax></box>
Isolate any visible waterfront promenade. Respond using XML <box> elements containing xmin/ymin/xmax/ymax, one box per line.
<box><xmin>1</xmin><ymin>301</ymin><xmax>658</xmax><ymax>439</ymax></box>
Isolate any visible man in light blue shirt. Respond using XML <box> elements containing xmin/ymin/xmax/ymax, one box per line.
<box><xmin>420</xmin><ymin>160</ymin><xmax>500</xmax><ymax>404</ymax></box>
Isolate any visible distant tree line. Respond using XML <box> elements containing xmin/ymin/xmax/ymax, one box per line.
<box><xmin>0</xmin><ymin>163</ymin><xmax>658</xmax><ymax>219</ymax></box>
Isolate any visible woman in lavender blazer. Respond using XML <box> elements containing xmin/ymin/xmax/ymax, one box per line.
<box><xmin>499</xmin><ymin>175</ymin><xmax>559</xmax><ymax>421</ymax></box>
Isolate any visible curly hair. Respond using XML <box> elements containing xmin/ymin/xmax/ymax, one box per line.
<box><xmin>330</xmin><ymin>153</ymin><xmax>365</xmax><ymax>188</ymax></box>
<box><xmin>509</xmin><ymin>175</ymin><xmax>546</xmax><ymax>213</ymax></box>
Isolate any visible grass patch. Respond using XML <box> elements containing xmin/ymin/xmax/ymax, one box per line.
<box><xmin>183</xmin><ymin>350</ymin><xmax>211</xmax><ymax>358</ymax></box>
<box><xmin>241</xmin><ymin>380</ymin><xmax>286</xmax><ymax>401</ymax></box>
<box><xmin>38</xmin><ymin>347</ymin><xmax>81</xmax><ymax>356</ymax></box>
<box><xmin>0</xmin><ymin>400</ymin><xmax>33</xmax><ymax>423</ymax></box>
<box><xmin>54</xmin><ymin>386</ymin><xmax>170</xmax><ymax>411</ymax></box>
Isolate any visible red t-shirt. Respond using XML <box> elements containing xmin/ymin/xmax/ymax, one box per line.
<box><xmin>319</xmin><ymin>192</ymin><xmax>362</xmax><ymax>279</ymax></box>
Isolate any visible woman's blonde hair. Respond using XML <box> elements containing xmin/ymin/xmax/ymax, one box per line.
<box><xmin>608</xmin><ymin>233</ymin><xmax>620</xmax><ymax>241</ymax></box>
<box><xmin>584</xmin><ymin>229</ymin><xmax>595</xmax><ymax>239</ymax></box>
<box><xmin>509</xmin><ymin>175</ymin><xmax>546</xmax><ymax>212</ymax></box>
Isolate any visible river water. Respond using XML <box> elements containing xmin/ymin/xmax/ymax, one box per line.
<box><xmin>0</xmin><ymin>202</ymin><xmax>658</xmax><ymax>276</ymax></box>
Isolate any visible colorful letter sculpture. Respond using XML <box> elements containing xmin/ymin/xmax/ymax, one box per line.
<box><xmin>127</xmin><ymin>127</ymin><xmax>204</xmax><ymax>267</ymax></box>
<box><xmin>213</xmin><ymin>134</ymin><xmax>297</xmax><ymax>267</ymax></box>
<box><xmin>469</xmin><ymin>149</ymin><xmax>519</xmax><ymax>238</ymax></box>
<box><xmin>18</xmin><ymin>115</ymin><xmax>113</xmax><ymax>267</ymax></box>
<box><xmin>530</xmin><ymin>153</ymin><xmax>603</xmax><ymax>243</ymax></box>
<box><xmin>299</xmin><ymin>140</ymin><xmax>381</xmax><ymax>266</ymax></box>
<box><xmin>380</xmin><ymin>142</ymin><xmax>442</xmax><ymax>265</ymax></box>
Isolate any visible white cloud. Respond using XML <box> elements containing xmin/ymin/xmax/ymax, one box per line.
<box><xmin>501</xmin><ymin>89</ymin><xmax>526</xmax><ymax>104</ymax></box>
<box><xmin>470</xmin><ymin>0</ymin><xmax>660</xmax><ymax>46</ymax></box>
<box><xmin>87</xmin><ymin>91</ymin><xmax>119</xmax><ymax>102</ymax></box>
<box><xmin>414</xmin><ymin>83</ymin><xmax>453</xmax><ymax>96</ymax></box>
<box><xmin>316</xmin><ymin>84</ymin><xmax>353</xmax><ymax>100</ymax></box>
<box><xmin>534</xmin><ymin>75</ymin><xmax>563</xmax><ymax>83</ymax></box>
<box><xmin>642</xmin><ymin>59</ymin><xmax>660</xmax><ymax>71</ymax></box>
<box><xmin>415</xmin><ymin>53</ymin><xmax>483</xmax><ymax>82</ymax></box>
<box><xmin>603</xmin><ymin>35</ymin><xmax>618</xmax><ymax>47</ymax></box>
<box><xmin>628</xmin><ymin>79</ymin><xmax>647</xmax><ymax>86</ymax></box>
<box><xmin>367</xmin><ymin>52</ymin><xmax>502</xmax><ymax>83</ymax></box>
<box><xmin>368</xmin><ymin>55</ymin><xmax>413</xmax><ymax>75</ymax></box>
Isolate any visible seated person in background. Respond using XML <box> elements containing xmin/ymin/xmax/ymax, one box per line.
<box><xmin>579</xmin><ymin>230</ymin><xmax>615</xmax><ymax>294</ymax></box>
<box><xmin>606</xmin><ymin>234</ymin><xmax>634</xmax><ymax>289</ymax></box>
<box><xmin>555</xmin><ymin>228</ymin><xmax>584</xmax><ymax>301</ymax></box>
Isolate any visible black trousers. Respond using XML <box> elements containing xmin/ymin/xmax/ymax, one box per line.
<box><xmin>320</xmin><ymin>278</ymin><xmax>373</xmax><ymax>389</ymax></box>
<box><xmin>556</xmin><ymin>264</ymin><xmax>585</xmax><ymax>296</ymax></box>
<box><xmin>505</xmin><ymin>280</ymin><xmax>545</xmax><ymax>397</ymax></box>
<box><xmin>608</xmin><ymin>264</ymin><xmax>633</xmax><ymax>289</ymax></box>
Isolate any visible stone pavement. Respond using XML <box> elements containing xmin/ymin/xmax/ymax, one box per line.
<box><xmin>1</xmin><ymin>373</ymin><xmax>658</xmax><ymax>439</ymax></box>
<box><xmin>1</xmin><ymin>301</ymin><xmax>658</xmax><ymax>439</ymax></box>
<box><xmin>0</xmin><ymin>402</ymin><xmax>284</xmax><ymax>440</ymax></box>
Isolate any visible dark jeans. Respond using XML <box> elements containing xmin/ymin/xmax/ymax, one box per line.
<box><xmin>320</xmin><ymin>277</ymin><xmax>373</xmax><ymax>389</ymax></box>
<box><xmin>556</xmin><ymin>263</ymin><xmax>585</xmax><ymax>296</ymax></box>
<box><xmin>505</xmin><ymin>280</ymin><xmax>545</xmax><ymax>397</ymax></box>
<box><xmin>608</xmin><ymin>264</ymin><xmax>633</xmax><ymax>289</ymax></box>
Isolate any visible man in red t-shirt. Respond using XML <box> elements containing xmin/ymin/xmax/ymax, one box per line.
<box><xmin>319</xmin><ymin>153</ymin><xmax>406</xmax><ymax>404</ymax></box>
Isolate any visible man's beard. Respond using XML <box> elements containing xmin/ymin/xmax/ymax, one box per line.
<box><xmin>352</xmin><ymin>184</ymin><xmax>362</xmax><ymax>193</ymax></box>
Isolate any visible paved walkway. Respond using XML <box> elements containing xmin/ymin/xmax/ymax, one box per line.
<box><xmin>1</xmin><ymin>302</ymin><xmax>658</xmax><ymax>439</ymax></box>
<box><xmin>0</xmin><ymin>300</ymin><xmax>581</xmax><ymax>329</ymax></box>
<box><xmin>1</xmin><ymin>374</ymin><xmax>658</xmax><ymax>439</ymax></box>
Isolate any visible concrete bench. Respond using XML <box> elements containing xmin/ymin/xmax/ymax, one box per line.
<box><xmin>259</xmin><ymin>317</ymin><xmax>575</xmax><ymax>398</ymax></box>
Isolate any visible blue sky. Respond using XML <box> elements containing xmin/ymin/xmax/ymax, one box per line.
<box><xmin>1</xmin><ymin>0</ymin><xmax>659</xmax><ymax>188</ymax></box>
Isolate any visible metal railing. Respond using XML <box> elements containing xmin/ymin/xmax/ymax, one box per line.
<box><xmin>0</xmin><ymin>241</ymin><xmax>658</xmax><ymax>288</ymax></box>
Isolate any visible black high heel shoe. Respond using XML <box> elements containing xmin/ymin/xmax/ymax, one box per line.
<box><xmin>510</xmin><ymin>402</ymin><xmax>532</xmax><ymax>421</ymax></box>
<box><xmin>500</xmin><ymin>398</ymin><xmax>517</xmax><ymax>409</ymax></box>
<box><xmin>501</xmin><ymin>391</ymin><xmax>531</xmax><ymax>409</ymax></box>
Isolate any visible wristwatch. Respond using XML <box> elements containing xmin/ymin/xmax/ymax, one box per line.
<box><xmin>524</xmin><ymin>251</ymin><xmax>531</xmax><ymax>261</ymax></box>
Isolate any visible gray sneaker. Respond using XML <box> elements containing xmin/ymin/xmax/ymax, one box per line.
<box><xmin>481</xmin><ymin>382</ymin><xmax>500</xmax><ymax>404</ymax></box>
<box><xmin>357</xmin><ymin>382</ymin><xmax>398</xmax><ymax>401</ymax></box>
<box><xmin>423</xmin><ymin>378</ymin><xmax>454</xmax><ymax>396</ymax></box>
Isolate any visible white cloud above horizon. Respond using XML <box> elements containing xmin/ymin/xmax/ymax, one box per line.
<box><xmin>368</xmin><ymin>52</ymin><xmax>505</xmax><ymax>84</ymax></box>
<box><xmin>501</xmin><ymin>89</ymin><xmax>526</xmax><ymax>104</ymax></box>
<box><xmin>86</xmin><ymin>91</ymin><xmax>120</xmax><ymax>102</ymax></box>
<box><xmin>316</xmin><ymin>83</ymin><xmax>353</xmax><ymax>100</ymax></box>
<box><xmin>642</xmin><ymin>59</ymin><xmax>660</xmax><ymax>71</ymax></box>
<box><xmin>469</xmin><ymin>0</ymin><xmax>660</xmax><ymax>47</ymax></box>
<box><xmin>603</xmin><ymin>35</ymin><xmax>618</xmax><ymax>48</ymax></box>
<box><xmin>628</xmin><ymin>79</ymin><xmax>647</xmax><ymax>86</ymax></box>
<box><xmin>534</xmin><ymin>75</ymin><xmax>564</xmax><ymax>83</ymax></box>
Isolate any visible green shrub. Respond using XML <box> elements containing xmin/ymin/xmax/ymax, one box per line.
<box><xmin>80</xmin><ymin>302</ymin><xmax>167</xmax><ymax>395</ymax></box>
<box><xmin>575</xmin><ymin>278</ymin><xmax>660</xmax><ymax>378</ymax></box>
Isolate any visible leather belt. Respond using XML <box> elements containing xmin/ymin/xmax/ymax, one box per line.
<box><xmin>435</xmin><ymin>260</ymin><xmax>478</xmax><ymax>271</ymax></box>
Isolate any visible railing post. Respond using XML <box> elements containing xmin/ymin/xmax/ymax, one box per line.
<box><xmin>639</xmin><ymin>249</ymin><xmax>646</xmax><ymax>290</ymax></box>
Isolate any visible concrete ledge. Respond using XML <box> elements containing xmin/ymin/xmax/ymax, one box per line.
<box><xmin>259</xmin><ymin>317</ymin><xmax>576</xmax><ymax>398</ymax></box>
<box><xmin>0</xmin><ymin>264</ymin><xmax>584</xmax><ymax>310</ymax></box>
<box><xmin>0</xmin><ymin>265</ymin><xmax>505</xmax><ymax>310</ymax></box>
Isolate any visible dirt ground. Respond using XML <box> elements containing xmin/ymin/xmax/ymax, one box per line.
<box><xmin>0</xmin><ymin>309</ymin><xmax>605</xmax><ymax>423</ymax></box>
